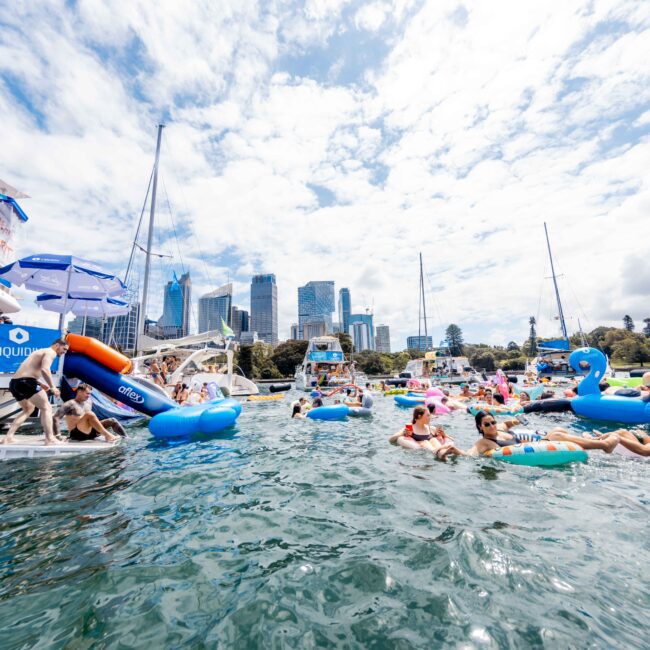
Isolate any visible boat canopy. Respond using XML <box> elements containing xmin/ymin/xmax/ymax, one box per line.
<box><xmin>539</xmin><ymin>339</ymin><xmax>570</xmax><ymax>351</ymax></box>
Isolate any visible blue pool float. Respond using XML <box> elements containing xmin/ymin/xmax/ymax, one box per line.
<box><xmin>394</xmin><ymin>395</ymin><xmax>425</xmax><ymax>407</ymax></box>
<box><xmin>569</xmin><ymin>348</ymin><xmax>650</xmax><ymax>424</ymax></box>
<box><xmin>306</xmin><ymin>404</ymin><xmax>349</xmax><ymax>420</ymax></box>
<box><xmin>348</xmin><ymin>407</ymin><xmax>372</xmax><ymax>417</ymax></box>
<box><xmin>487</xmin><ymin>441</ymin><xmax>588</xmax><ymax>467</ymax></box>
<box><xmin>149</xmin><ymin>398</ymin><xmax>242</xmax><ymax>439</ymax></box>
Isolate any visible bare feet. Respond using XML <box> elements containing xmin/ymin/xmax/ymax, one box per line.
<box><xmin>44</xmin><ymin>437</ymin><xmax>67</xmax><ymax>446</ymax></box>
<box><xmin>104</xmin><ymin>433</ymin><xmax>118</xmax><ymax>443</ymax></box>
<box><xmin>601</xmin><ymin>433</ymin><xmax>620</xmax><ymax>454</ymax></box>
<box><xmin>0</xmin><ymin>436</ymin><xmax>15</xmax><ymax>445</ymax></box>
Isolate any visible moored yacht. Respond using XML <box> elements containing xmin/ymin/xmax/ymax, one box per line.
<box><xmin>132</xmin><ymin>331</ymin><xmax>259</xmax><ymax>397</ymax></box>
<box><xmin>295</xmin><ymin>336</ymin><xmax>367</xmax><ymax>391</ymax></box>
<box><xmin>403</xmin><ymin>349</ymin><xmax>480</xmax><ymax>385</ymax></box>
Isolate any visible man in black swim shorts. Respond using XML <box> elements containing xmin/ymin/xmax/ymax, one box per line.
<box><xmin>54</xmin><ymin>384</ymin><xmax>125</xmax><ymax>442</ymax></box>
<box><xmin>2</xmin><ymin>338</ymin><xmax>69</xmax><ymax>445</ymax></box>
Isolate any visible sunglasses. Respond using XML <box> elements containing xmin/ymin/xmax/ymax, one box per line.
<box><xmin>482</xmin><ymin>420</ymin><xmax>497</xmax><ymax>426</ymax></box>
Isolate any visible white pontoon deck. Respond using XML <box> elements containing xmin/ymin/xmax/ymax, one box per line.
<box><xmin>0</xmin><ymin>435</ymin><xmax>119</xmax><ymax>461</ymax></box>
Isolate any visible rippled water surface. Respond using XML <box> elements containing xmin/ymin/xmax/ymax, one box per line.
<box><xmin>1</xmin><ymin>393</ymin><xmax>649</xmax><ymax>648</ymax></box>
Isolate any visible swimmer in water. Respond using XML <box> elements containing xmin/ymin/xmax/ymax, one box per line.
<box><xmin>291</xmin><ymin>404</ymin><xmax>305</xmax><ymax>419</ymax></box>
<box><xmin>388</xmin><ymin>405</ymin><xmax>451</xmax><ymax>454</ymax></box>
<box><xmin>437</xmin><ymin>411</ymin><xmax>622</xmax><ymax>460</ymax></box>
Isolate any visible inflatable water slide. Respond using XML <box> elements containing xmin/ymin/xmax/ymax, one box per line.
<box><xmin>63</xmin><ymin>334</ymin><xmax>241</xmax><ymax>438</ymax></box>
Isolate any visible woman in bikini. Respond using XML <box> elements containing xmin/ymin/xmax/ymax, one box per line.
<box><xmin>388</xmin><ymin>405</ymin><xmax>453</xmax><ymax>455</ymax></box>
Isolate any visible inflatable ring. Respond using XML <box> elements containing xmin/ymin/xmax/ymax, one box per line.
<box><xmin>306</xmin><ymin>404</ymin><xmax>349</xmax><ymax>421</ymax></box>
<box><xmin>247</xmin><ymin>394</ymin><xmax>284</xmax><ymax>401</ymax></box>
<box><xmin>468</xmin><ymin>405</ymin><xmax>523</xmax><ymax>416</ymax></box>
<box><xmin>486</xmin><ymin>441</ymin><xmax>587</xmax><ymax>467</ymax></box>
<box><xmin>394</xmin><ymin>395</ymin><xmax>426</xmax><ymax>407</ymax></box>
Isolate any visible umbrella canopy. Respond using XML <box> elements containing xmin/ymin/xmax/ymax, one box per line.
<box><xmin>0</xmin><ymin>254</ymin><xmax>126</xmax><ymax>298</ymax></box>
<box><xmin>36</xmin><ymin>294</ymin><xmax>130</xmax><ymax>318</ymax></box>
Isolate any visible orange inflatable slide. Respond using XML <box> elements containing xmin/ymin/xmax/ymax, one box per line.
<box><xmin>66</xmin><ymin>333</ymin><xmax>132</xmax><ymax>374</ymax></box>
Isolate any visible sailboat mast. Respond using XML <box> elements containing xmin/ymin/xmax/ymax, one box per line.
<box><xmin>420</xmin><ymin>252</ymin><xmax>429</xmax><ymax>350</ymax></box>
<box><xmin>137</xmin><ymin>123</ymin><xmax>164</xmax><ymax>354</ymax></box>
<box><xmin>544</xmin><ymin>222</ymin><xmax>568</xmax><ymax>341</ymax></box>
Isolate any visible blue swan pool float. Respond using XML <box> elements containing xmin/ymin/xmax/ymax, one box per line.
<box><xmin>569</xmin><ymin>348</ymin><xmax>650</xmax><ymax>424</ymax></box>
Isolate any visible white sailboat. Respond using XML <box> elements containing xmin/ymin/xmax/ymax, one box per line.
<box><xmin>403</xmin><ymin>253</ymin><xmax>479</xmax><ymax>385</ymax></box>
<box><xmin>125</xmin><ymin>125</ymin><xmax>258</xmax><ymax>397</ymax></box>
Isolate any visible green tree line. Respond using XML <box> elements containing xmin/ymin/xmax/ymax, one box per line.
<box><xmin>233</xmin><ymin>321</ymin><xmax>650</xmax><ymax>379</ymax></box>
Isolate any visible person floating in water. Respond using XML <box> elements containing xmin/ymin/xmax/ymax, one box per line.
<box><xmin>435</xmin><ymin>411</ymin><xmax>622</xmax><ymax>460</ymax></box>
<box><xmin>53</xmin><ymin>384</ymin><xmax>126</xmax><ymax>442</ymax></box>
<box><xmin>388</xmin><ymin>405</ymin><xmax>453</xmax><ymax>455</ymax></box>
<box><xmin>1</xmin><ymin>338</ymin><xmax>69</xmax><ymax>446</ymax></box>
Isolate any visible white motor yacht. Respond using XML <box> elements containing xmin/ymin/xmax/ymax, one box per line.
<box><xmin>295</xmin><ymin>336</ymin><xmax>368</xmax><ymax>392</ymax></box>
<box><xmin>403</xmin><ymin>350</ymin><xmax>481</xmax><ymax>386</ymax></box>
<box><xmin>132</xmin><ymin>331</ymin><xmax>259</xmax><ymax>397</ymax></box>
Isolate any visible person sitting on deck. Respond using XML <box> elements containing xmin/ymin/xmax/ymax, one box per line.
<box><xmin>53</xmin><ymin>384</ymin><xmax>125</xmax><ymax>442</ymax></box>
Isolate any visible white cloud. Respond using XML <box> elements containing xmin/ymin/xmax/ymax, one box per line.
<box><xmin>1</xmin><ymin>0</ymin><xmax>648</xmax><ymax>350</ymax></box>
<box><xmin>354</xmin><ymin>2</ymin><xmax>390</xmax><ymax>32</ymax></box>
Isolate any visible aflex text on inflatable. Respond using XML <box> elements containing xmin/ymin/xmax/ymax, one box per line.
<box><xmin>62</xmin><ymin>338</ymin><xmax>243</xmax><ymax>438</ymax></box>
<box><xmin>569</xmin><ymin>348</ymin><xmax>650</xmax><ymax>424</ymax></box>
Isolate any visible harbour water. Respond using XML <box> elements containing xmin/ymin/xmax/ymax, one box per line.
<box><xmin>1</xmin><ymin>394</ymin><xmax>649</xmax><ymax>648</ymax></box>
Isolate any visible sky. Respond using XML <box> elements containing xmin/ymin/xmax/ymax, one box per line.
<box><xmin>1</xmin><ymin>0</ymin><xmax>649</xmax><ymax>350</ymax></box>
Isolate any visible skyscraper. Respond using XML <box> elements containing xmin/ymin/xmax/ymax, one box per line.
<box><xmin>290</xmin><ymin>323</ymin><xmax>299</xmax><ymax>340</ymax></box>
<box><xmin>375</xmin><ymin>325</ymin><xmax>391</xmax><ymax>353</ymax></box>
<box><xmin>68</xmin><ymin>316</ymin><xmax>103</xmax><ymax>339</ymax></box>
<box><xmin>407</xmin><ymin>335</ymin><xmax>433</xmax><ymax>351</ymax></box>
<box><xmin>198</xmin><ymin>283</ymin><xmax>232</xmax><ymax>333</ymax></box>
<box><xmin>351</xmin><ymin>321</ymin><xmax>372</xmax><ymax>352</ymax></box>
<box><xmin>298</xmin><ymin>280</ymin><xmax>335</xmax><ymax>339</ymax></box>
<box><xmin>158</xmin><ymin>271</ymin><xmax>191</xmax><ymax>338</ymax></box>
<box><xmin>231</xmin><ymin>306</ymin><xmax>249</xmax><ymax>340</ymax></box>
<box><xmin>251</xmin><ymin>274</ymin><xmax>278</xmax><ymax>346</ymax></box>
<box><xmin>104</xmin><ymin>303</ymin><xmax>141</xmax><ymax>352</ymax></box>
<box><xmin>349</xmin><ymin>312</ymin><xmax>374</xmax><ymax>350</ymax></box>
<box><xmin>338</xmin><ymin>288</ymin><xmax>351</xmax><ymax>334</ymax></box>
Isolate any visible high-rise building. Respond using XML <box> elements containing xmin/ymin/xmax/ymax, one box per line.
<box><xmin>332</xmin><ymin>322</ymin><xmax>342</xmax><ymax>334</ymax></box>
<box><xmin>290</xmin><ymin>323</ymin><xmax>299</xmax><ymax>340</ymax></box>
<box><xmin>338</xmin><ymin>288</ymin><xmax>351</xmax><ymax>334</ymax></box>
<box><xmin>240</xmin><ymin>331</ymin><xmax>259</xmax><ymax>344</ymax></box>
<box><xmin>198</xmin><ymin>283</ymin><xmax>232</xmax><ymax>333</ymax></box>
<box><xmin>351</xmin><ymin>321</ymin><xmax>372</xmax><ymax>352</ymax></box>
<box><xmin>298</xmin><ymin>281</ymin><xmax>335</xmax><ymax>339</ymax></box>
<box><xmin>104</xmin><ymin>303</ymin><xmax>141</xmax><ymax>352</ymax></box>
<box><xmin>158</xmin><ymin>271</ymin><xmax>191</xmax><ymax>338</ymax></box>
<box><xmin>231</xmin><ymin>306</ymin><xmax>249</xmax><ymax>340</ymax></box>
<box><xmin>303</xmin><ymin>321</ymin><xmax>327</xmax><ymax>339</ymax></box>
<box><xmin>407</xmin><ymin>335</ymin><xmax>433</xmax><ymax>351</ymax></box>
<box><xmin>251</xmin><ymin>274</ymin><xmax>278</xmax><ymax>346</ymax></box>
<box><xmin>68</xmin><ymin>316</ymin><xmax>103</xmax><ymax>339</ymax></box>
<box><xmin>349</xmin><ymin>313</ymin><xmax>374</xmax><ymax>350</ymax></box>
<box><xmin>375</xmin><ymin>325</ymin><xmax>391</xmax><ymax>353</ymax></box>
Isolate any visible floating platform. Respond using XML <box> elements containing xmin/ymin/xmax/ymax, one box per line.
<box><xmin>0</xmin><ymin>435</ymin><xmax>118</xmax><ymax>461</ymax></box>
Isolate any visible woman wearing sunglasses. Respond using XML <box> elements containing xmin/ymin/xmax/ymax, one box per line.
<box><xmin>438</xmin><ymin>411</ymin><xmax>621</xmax><ymax>460</ymax></box>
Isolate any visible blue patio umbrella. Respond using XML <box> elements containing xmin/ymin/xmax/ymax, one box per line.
<box><xmin>36</xmin><ymin>294</ymin><xmax>130</xmax><ymax>318</ymax></box>
<box><xmin>0</xmin><ymin>253</ymin><xmax>126</xmax><ymax>333</ymax></box>
<box><xmin>0</xmin><ymin>253</ymin><xmax>126</xmax><ymax>298</ymax></box>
